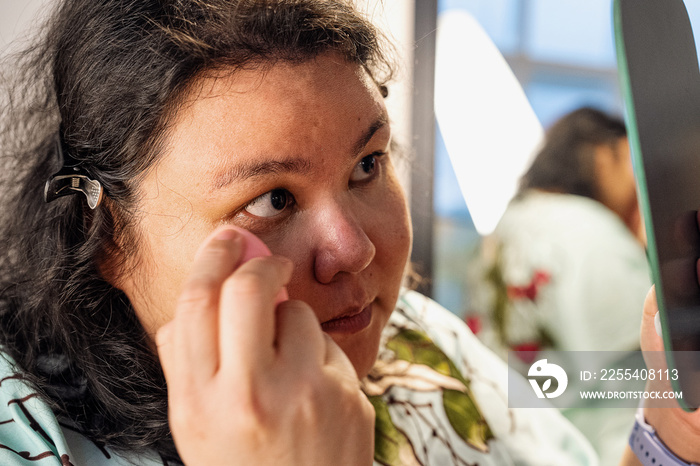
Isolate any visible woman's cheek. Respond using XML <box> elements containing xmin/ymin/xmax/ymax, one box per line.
<box><xmin>378</xmin><ymin>183</ymin><xmax>412</xmax><ymax>263</ymax></box>
<box><xmin>259</xmin><ymin>222</ymin><xmax>316</xmax><ymax>298</ymax></box>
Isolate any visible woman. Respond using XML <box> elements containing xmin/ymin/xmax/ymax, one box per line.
<box><xmin>471</xmin><ymin>108</ymin><xmax>653</xmax><ymax>464</ymax></box>
<box><xmin>474</xmin><ymin>107</ymin><xmax>649</xmax><ymax>355</ymax></box>
<box><xmin>0</xmin><ymin>1</ymin><xmax>697</xmax><ymax>465</ymax></box>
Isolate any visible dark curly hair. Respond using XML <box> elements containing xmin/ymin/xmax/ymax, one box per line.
<box><xmin>518</xmin><ymin>106</ymin><xmax>627</xmax><ymax>200</ymax></box>
<box><xmin>0</xmin><ymin>0</ymin><xmax>394</xmax><ymax>461</ymax></box>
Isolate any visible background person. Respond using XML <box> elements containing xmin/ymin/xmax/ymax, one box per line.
<box><xmin>469</xmin><ymin>107</ymin><xmax>651</xmax><ymax>464</ymax></box>
<box><xmin>471</xmin><ymin>107</ymin><xmax>649</xmax><ymax>355</ymax></box>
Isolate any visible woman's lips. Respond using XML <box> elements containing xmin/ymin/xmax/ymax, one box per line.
<box><xmin>321</xmin><ymin>304</ymin><xmax>373</xmax><ymax>334</ymax></box>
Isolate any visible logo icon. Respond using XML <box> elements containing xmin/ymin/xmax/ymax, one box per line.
<box><xmin>527</xmin><ymin>359</ymin><xmax>568</xmax><ymax>399</ymax></box>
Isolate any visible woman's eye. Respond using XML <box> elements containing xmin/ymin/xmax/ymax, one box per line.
<box><xmin>350</xmin><ymin>154</ymin><xmax>379</xmax><ymax>182</ymax></box>
<box><xmin>244</xmin><ymin>189</ymin><xmax>294</xmax><ymax>218</ymax></box>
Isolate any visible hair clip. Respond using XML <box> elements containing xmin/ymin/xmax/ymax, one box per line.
<box><xmin>44</xmin><ymin>140</ymin><xmax>104</xmax><ymax>209</ymax></box>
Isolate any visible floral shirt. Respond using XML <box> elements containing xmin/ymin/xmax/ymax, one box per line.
<box><xmin>0</xmin><ymin>290</ymin><xmax>596</xmax><ymax>465</ymax></box>
<box><xmin>470</xmin><ymin>191</ymin><xmax>650</xmax><ymax>356</ymax></box>
<box><xmin>366</xmin><ymin>290</ymin><xmax>596</xmax><ymax>466</ymax></box>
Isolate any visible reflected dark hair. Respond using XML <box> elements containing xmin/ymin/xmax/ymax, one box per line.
<box><xmin>0</xmin><ymin>0</ymin><xmax>393</xmax><ymax>461</ymax></box>
<box><xmin>518</xmin><ymin>106</ymin><xmax>627</xmax><ymax>200</ymax></box>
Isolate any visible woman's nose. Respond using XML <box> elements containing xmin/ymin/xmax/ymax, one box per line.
<box><xmin>312</xmin><ymin>202</ymin><xmax>376</xmax><ymax>284</ymax></box>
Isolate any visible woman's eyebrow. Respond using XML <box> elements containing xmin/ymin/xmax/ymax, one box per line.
<box><xmin>210</xmin><ymin>158</ymin><xmax>313</xmax><ymax>191</ymax></box>
<box><xmin>352</xmin><ymin>114</ymin><xmax>389</xmax><ymax>157</ymax></box>
<box><xmin>210</xmin><ymin>113</ymin><xmax>389</xmax><ymax>191</ymax></box>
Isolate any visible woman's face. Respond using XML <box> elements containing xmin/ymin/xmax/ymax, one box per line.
<box><xmin>595</xmin><ymin>137</ymin><xmax>638</xmax><ymax>221</ymax></box>
<box><xmin>119</xmin><ymin>52</ymin><xmax>412</xmax><ymax>378</ymax></box>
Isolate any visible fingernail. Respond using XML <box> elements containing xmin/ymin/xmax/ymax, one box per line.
<box><xmin>270</xmin><ymin>255</ymin><xmax>293</xmax><ymax>269</ymax></box>
<box><xmin>215</xmin><ymin>228</ymin><xmax>239</xmax><ymax>242</ymax></box>
<box><xmin>194</xmin><ymin>227</ymin><xmax>242</xmax><ymax>262</ymax></box>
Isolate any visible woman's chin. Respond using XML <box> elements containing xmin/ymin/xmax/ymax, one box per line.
<box><xmin>349</xmin><ymin>351</ymin><xmax>379</xmax><ymax>380</ymax></box>
<box><xmin>331</xmin><ymin>324</ymin><xmax>384</xmax><ymax>379</ymax></box>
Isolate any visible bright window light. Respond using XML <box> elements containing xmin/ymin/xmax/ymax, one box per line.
<box><xmin>435</xmin><ymin>10</ymin><xmax>543</xmax><ymax>235</ymax></box>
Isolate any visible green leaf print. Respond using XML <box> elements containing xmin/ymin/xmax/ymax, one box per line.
<box><xmin>386</xmin><ymin>328</ymin><xmax>494</xmax><ymax>450</ymax></box>
<box><xmin>370</xmin><ymin>395</ymin><xmax>419</xmax><ymax>466</ymax></box>
<box><xmin>443</xmin><ymin>389</ymin><xmax>491</xmax><ymax>452</ymax></box>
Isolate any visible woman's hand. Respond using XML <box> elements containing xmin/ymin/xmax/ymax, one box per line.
<box><xmin>621</xmin><ymin>287</ymin><xmax>700</xmax><ymax>465</ymax></box>
<box><xmin>156</xmin><ymin>227</ymin><xmax>375</xmax><ymax>466</ymax></box>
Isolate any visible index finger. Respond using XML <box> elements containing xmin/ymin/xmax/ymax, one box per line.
<box><xmin>218</xmin><ymin>255</ymin><xmax>293</xmax><ymax>374</ymax></box>
<box><xmin>164</xmin><ymin>227</ymin><xmax>243</xmax><ymax>384</ymax></box>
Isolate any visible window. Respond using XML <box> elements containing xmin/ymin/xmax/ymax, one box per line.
<box><xmin>433</xmin><ymin>0</ymin><xmax>660</xmax><ymax>316</ymax></box>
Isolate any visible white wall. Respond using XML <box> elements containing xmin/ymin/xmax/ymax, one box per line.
<box><xmin>0</xmin><ymin>0</ymin><xmax>50</xmax><ymax>56</ymax></box>
<box><xmin>356</xmin><ymin>1</ymin><xmax>416</xmax><ymax>193</ymax></box>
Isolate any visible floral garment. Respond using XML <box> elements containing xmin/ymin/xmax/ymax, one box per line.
<box><xmin>364</xmin><ymin>291</ymin><xmax>596</xmax><ymax>466</ymax></box>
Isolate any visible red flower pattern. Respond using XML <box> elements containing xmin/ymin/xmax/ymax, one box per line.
<box><xmin>506</xmin><ymin>270</ymin><xmax>551</xmax><ymax>301</ymax></box>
